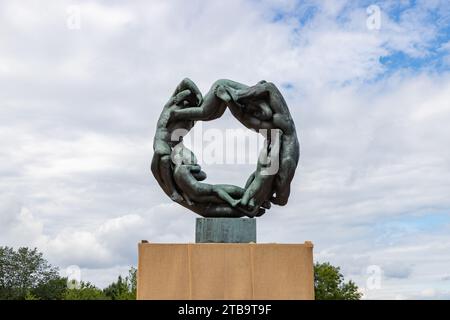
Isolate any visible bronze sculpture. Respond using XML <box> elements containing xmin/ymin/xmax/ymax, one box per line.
<box><xmin>151</xmin><ymin>78</ymin><xmax>299</xmax><ymax>218</ymax></box>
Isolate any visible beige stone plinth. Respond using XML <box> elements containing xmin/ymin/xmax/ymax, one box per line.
<box><xmin>137</xmin><ymin>242</ymin><xmax>314</xmax><ymax>300</ymax></box>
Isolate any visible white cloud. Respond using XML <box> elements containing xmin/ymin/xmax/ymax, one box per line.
<box><xmin>0</xmin><ymin>198</ymin><xmax>43</xmax><ymax>247</ymax></box>
<box><xmin>0</xmin><ymin>196</ymin><xmax>194</xmax><ymax>269</ymax></box>
<box><xmin>1</xmin><ymin>0</ymin><xmax>450</xmax><ymax>297</ymax></box>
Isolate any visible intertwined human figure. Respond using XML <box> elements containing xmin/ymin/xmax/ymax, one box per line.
<box><xmin>151</xmin><ymin>78</ymin><xmax>299</xmax><ymax>218</ymax></box>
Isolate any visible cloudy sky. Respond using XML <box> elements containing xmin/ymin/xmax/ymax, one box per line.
<box><xmin>1</xmin><ymin>0</ymin><xmax>450</xmax><ymax>299</ymax></box>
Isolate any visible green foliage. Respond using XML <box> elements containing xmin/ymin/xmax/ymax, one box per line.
<box><xmin>314</xmin><ymin>262</ymin><xmax>362</xmax><ymax>300</ymax></box>
<box><xmin>63</xmin><ymin>281</ymin><xmax>108</xmax><ymax>300</ymax></box>
<box><xmin>1</xmin><ymin>246</ymin><xmax>361</xmax><ymax>301</ymax></box>
<box><xmin>24</xmin><ymin>292</ymin><xmax>39</xmax><ymax>300</ymax></box>
<box><xmin>0</xmin><ymin>246</ymin><xmax>65</xmax><ymax>300</ymax></box>
<box><xmin>0</xmin><ymin>246</ymin><xmax>138</xmax><ymax>300</ymax></box>
<box><xmin>103</xmin><ymin>267</ymin><xmax>136</xmax><ymax>300</ymax></box>
<box><xmin>32</xmin><ymin>277</ymin><xmax>67</xmax><ymax>300</ymax></box>
<box><xmin>128</xmin><ymin>266</ymin><xmax>137</xmax><ymax>297</ymax></box>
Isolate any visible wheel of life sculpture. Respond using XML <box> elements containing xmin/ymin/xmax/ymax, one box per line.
<box><xmin>151</xmin><ymin>78</ymin><xmax>299</xmax><ymax>218</ymax></box>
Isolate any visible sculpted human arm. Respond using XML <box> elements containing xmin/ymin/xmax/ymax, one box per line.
<box><xmin>172</xmin><ymin>78</ymin><xmax>203</xmax><ymax>106</ymax></box>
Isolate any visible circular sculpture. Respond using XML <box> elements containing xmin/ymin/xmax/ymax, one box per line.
<box><xmin>151</xmin><ymin>78</ymin><xmax>299</xmax><ymax>218</ymax></box>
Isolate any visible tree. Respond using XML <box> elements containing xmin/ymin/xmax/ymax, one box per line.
<box><xmin>314</xmin><ymin>262</ymin><xmax>362</xmax><ymax>300</ymax></box>
<box><xmin>103</xmin><ymin>267</ymin><xmax>136</xmax><ymax>300</ymax></box>
<box><xmin>32</xmin><ymin>277</ymin><xmax>67</xmax><ymax>300</ymax></box>
<box><xmin>0</xmin><ymin>246</ymin><xmax>140</xmax><ymax>300</ymax></box>
<box><xmin>128</xmin><ymin>266</ymin><xmax>137</xmax><ymax>298</ymax></box>
<box><xmin>63</xmin><ymin>281</ymin><xmax>108</xmax><ymax>300</ymax></box>
<box><xmin>0</xmin><ymin>246</ymin><xmax>66</xmax><ymax>300</ymax></box>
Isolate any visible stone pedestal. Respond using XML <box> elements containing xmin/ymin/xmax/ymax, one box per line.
<box><xmin>196</xmin><ymin>218</ymin><xmax>256</xmax><ymax>243</ymax></box>
<box><xmin>137</xmin><ymin>241</ymin><xmax>314</xmax><ymax>300</ymax></box>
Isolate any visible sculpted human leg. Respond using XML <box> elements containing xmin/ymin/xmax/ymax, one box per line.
<box><xmin>160</xmin><ymin>154</ymin><xmax>184</xmax><ymax>202</ymax></box>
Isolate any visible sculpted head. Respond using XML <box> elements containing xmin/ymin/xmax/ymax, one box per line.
<box><xmin>171</xmin><ymin>143</ymin><xmax>197</xmax><ymax>166</ymax></box>
<box><xmin>245</xmin><ymin>100</ymin><xmax>272</xmax><ymax>120</ymax></box>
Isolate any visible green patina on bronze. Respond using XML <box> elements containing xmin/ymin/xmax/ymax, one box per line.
<box><xmin>195</xmin><ymin>218</ymin><xmax>256</xmax><ymax>243</ymax></box>
<box><xmin>151</xmin><ymin>78</ymin><xmax>299</xmax><ymax>218</ymax></box>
